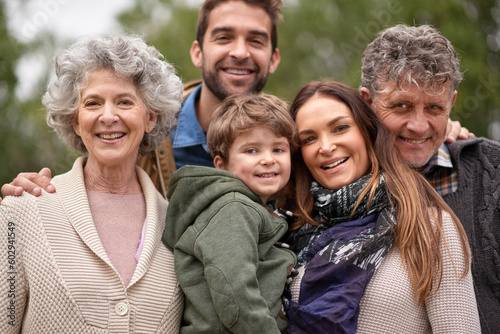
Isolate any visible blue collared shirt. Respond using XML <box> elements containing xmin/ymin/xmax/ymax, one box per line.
<box><xmin>170</xmin><ymin>84</ymin><xmax>214</xmax><ymax>169</ymax></box>
<box><xmin>420</xmin><ymin>143</ymin><xmax>458</xmax><ymax>196</ymax></box>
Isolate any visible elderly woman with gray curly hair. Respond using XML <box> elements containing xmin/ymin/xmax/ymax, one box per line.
<box><xmin>0</xmin><ymin>35</ymin><xmax>184</xmax><ymax>333</ymax></box>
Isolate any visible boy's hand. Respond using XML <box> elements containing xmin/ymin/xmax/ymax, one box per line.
<box><xmin>446</xmin><ymin>119</ymin><xmax>475</xmax><ymax>143</ymax></box>
<box><xmin>0</xmin><ymin>168</ymin><xmax>55</xmax><ymax>203</ymax></box>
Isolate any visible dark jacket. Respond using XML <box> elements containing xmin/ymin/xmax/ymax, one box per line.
<box><xmin>444</xmin><ymin>137</ymin><xmax>500</xmax><ymax>334</ymax></box>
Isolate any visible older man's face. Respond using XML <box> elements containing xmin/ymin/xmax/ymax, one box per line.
<box><xmin>363</xmin><ymin>81</ymin><xmax>457</xmax><ymax>169</ymax></box>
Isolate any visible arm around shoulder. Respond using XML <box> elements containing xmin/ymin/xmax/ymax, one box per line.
<box><xmin>1</xmin><ymin>168</ymin><xmax>55</xmax><ymax>200</ymax></box>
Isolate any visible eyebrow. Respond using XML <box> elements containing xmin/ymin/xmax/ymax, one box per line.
<box><xmin>210</xmin><ymin>26</ymin><xmax>270</xmax><ymax>41</ymax></box>
<box><xmin>82</xmin><ymin>92</ymin><xmax>137</xmax><ymax>98</ymax></box>
<box><xmin>81</xmin><ymin>92</ymin><xmax>137</xmax><ymax>100</ymax></box>
<box><xmin>298</xmin><ymin>115</ymin><xmax>348</xmax><ymax>136</ymax></box>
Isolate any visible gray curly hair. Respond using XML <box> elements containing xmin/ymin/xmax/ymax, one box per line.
<box><xmin>43</xmin><ymin>34</ymin><xmax>183</xmax><ymax>158</ymax></box>
<box><xmin>361</xmin><ymin>24</ymin><xmax>463</xmax><ymax>96</ymax></box>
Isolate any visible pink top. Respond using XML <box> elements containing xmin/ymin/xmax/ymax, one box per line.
<box><xmin>87</xmin><ymin>190</ymin><xmax>146</xmax><ymax>287</ymax></box>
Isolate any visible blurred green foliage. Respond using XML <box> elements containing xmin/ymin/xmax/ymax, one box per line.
<box><xmin>118</xmin><ymin>0</ymin><xmax>500</xmax><ymax>135</ymax></box>
<box><xmin>1</xmin><ymin>0</ymin><xmax>499</xmax><ymax>186</ymax></box>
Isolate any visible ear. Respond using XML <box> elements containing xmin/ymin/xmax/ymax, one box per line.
<box><xmin>190</xmin><ymin>40</ymin><xmax>203</xmax><ymax>69</ymax></box>
<box><xmin>72</xmin><ymin>114</ymin><xmax>81</xmax><ymax>136</ymax></box>
<box><xmin>359</xmin><ymin>87</ymin><xmax>374</xmax><ymax>108</ymax></box>
<box><xmin>213</xmin><ymin>155</ymin><xmax>225</xmax><ymax>170</ymax></box>
<box><xmin>451</xmin><ymin>90</ymin><xmax>457</xmax><ymax>107</ymax></box>
<box><xmin>145</xmin><ymin>111</ymin><xmax>158</xmax><ymax>134</ymax></box>
<box><xmin>268</xmin><ymin>48</ymin><xmax>281</xmax><ymax>74</ymax></box>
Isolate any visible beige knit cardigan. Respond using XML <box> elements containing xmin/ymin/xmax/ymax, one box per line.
<box><xmin>0</xmin><ymin>157</ymin><xmax>183</xmax><ymax>333</ymax></box>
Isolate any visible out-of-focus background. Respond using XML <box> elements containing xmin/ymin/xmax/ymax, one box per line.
<box><xmin>1</xmin><ymin>0</ymin><xmax>499</xmax><ymax>186</ymax></box>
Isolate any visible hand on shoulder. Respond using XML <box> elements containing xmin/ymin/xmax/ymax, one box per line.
<box><xmin>1</xmin><ymin>168</ymin><xmax>55</xmax><ymax>203</ymax></box>
<box><xmin>446</xmin><ymin>119</ymin><xmax>475</xmax><ymax>143</ymax></box>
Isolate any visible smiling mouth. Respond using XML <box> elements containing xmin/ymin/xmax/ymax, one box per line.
<box><xmin>257</xmin><ymin>173</ymin><xmax>277</xmax><ymax>178</ymax></box>
<box><xmin>401</xmin><ymin>137</ymin><xmax>426</xmax><ymax>144</ymax></box>
<box><xmin>322</xmin><ymin>158</ymin><xmax>348</xmax><ymax>170</ymax></box>
<box><xmin>223</xmin><ymin>68</ymin><xmax>253</xmax><ymax>75</ymax></box>
<box><xmin>98</xmin><ymin>133</ymin><xmax>124</xmax><ymax>140</ymax></box>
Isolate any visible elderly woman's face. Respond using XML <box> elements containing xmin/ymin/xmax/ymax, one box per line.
<box><xmin>73</xmin><ymin>68</ymin><xmax>156</xmax><ymax>168</ymax></box>
<box><xmin>295</xmin><ymin>96</ymin><xmax>370</xmax><ymax>191</ymax></box>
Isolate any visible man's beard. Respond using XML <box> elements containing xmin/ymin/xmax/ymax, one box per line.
<box><xmin>201</xmin><ymin>62</ymin><xmax>270</xmax><ymax>101</ymax></box>
<box><xmin>403</xmin><ymin>148</ymin><xmax>438</xmax><ymax>170</ymax></box>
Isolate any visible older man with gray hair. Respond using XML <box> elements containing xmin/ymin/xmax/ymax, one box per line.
<box><xmin>360</xmin><ymin>24</ymin><xmax>500</xmax><ymax>334</ymax></box>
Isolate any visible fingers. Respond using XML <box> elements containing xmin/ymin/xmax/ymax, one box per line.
<box><xmin>445</xmin><ymin>119</ymin><xmax>475</xmax><ymax>143</ymax></box>
<box><xmin>1</xmin><ymin>169</ymin><xmax>55</xmax><ymax>198</ymax></box>
<box><xmin>459</xmin><ymin>127</ymin><xmax>475</xmax><ymax>139</ymax></box>
<box><xmin>1</xmin><ymin>183</ymin><xmax>25</xmax><ymax>199</ymax></box>
<box><xmin>445</xmin><ymin>120</ymin><xmax>461</xmax><ymax>143</ymax></box>
<box><xmin>39</xmin><ymin>167</ymin><xmax>52</xmax><ymax>180</ymax></box>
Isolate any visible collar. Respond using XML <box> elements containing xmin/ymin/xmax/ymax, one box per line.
<box><xmin>170</xmin><ymin>84</ymin><xmax>208</xmax><ymax>149</ymax></box>
<box><xmin>421</xmin><ymin>143</ymin><xmax>454</xmax><ymax>174</ymax></box>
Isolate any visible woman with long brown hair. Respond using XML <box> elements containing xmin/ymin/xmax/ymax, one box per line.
<box><xmin>284</xmin><ymin>80</ymin><xmax>479</xmax><ymax>333</ymax></box>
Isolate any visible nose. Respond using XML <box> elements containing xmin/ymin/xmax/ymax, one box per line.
<box><xmin>229</xmin><ymin>38</ymin><xmax>250</xmax><ymax>60</ymax></box>
<box><xmin>260</xmin><ymin>152</ymin><xmax>276</xmax><ymax>165</ymax></box>
<box><xmin>406</xmin><ymin>108</ymin><xmax>430</xmax><ymax>134</ymax></box>
<box><xmin>318</xmin><ymin>137</ymin><xmax>337</xmax><ymax>155</ymax></box>
<box><xmin>99</xmin><ymin>103</ymin><xmax>119</xmax><ymax>125</ymax></box>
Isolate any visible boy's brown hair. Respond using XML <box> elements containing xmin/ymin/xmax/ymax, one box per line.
<box><xmin>207</xmin><ymin>93</ymin><xmax>296</xmax><ymax>164</ymax></box>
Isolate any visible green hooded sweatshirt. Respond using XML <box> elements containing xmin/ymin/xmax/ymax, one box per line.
<box><xmin>162</xmin><ymin>165</ymin><xmax>296</xmax><ymax>334</ymax></box>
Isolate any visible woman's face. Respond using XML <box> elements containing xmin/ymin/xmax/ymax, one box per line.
<box><xmin>73</xmin><ymin>68</ymin><xmax>156</xmax><ymax>168</ymax></box>
<box><xmin>295</xmin><ymin>96</ymin><xmax>370</xmax><ymax>191</ymax></box>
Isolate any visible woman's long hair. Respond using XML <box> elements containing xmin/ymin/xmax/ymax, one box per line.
<box><xmin>287</xmin><ymin>80</ymin><xmax>470</xmax><ymax>303</ymax></box>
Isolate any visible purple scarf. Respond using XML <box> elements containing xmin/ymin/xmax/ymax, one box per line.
<box><xmin>286</xmin><ymin>175</ymin><xmax>396</xmax><ymax>334</ymax></box>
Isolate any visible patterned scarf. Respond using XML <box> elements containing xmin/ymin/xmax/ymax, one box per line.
<box><xmin>286</xmin><ymin>174</ymin><xmax>397</xmax><ymax>334</ymax></box>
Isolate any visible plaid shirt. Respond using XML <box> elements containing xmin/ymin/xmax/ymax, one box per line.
<box><xmin>420</xmin><ymin>143</ymin><xmax>458</xmax><ymax>196</ymax></box>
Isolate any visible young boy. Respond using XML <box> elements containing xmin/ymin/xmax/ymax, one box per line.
<box><xmin>162</xmin><ymin>93</ymin><xmax>297</xmax><ymax>334</ymax></box>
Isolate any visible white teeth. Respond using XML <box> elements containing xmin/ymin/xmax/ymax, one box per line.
<box><xmin>259</xmin><ymin>173</ymin><xmax>276</xmax><ymax>178</ymax></box>
<box><xmin>322</xmin><ymin>158</ymin><xmax>347</xmax><ymax>169</ymax></box>
<box><xmin>404</xmin><ymin>138</ymin><xmax>426</xmax><ymax>144</ymax></box>
<box><xmin>225</xmin><ymin>69</ymin><xmax>251</xmax><ymax>75</ymax></box>
<box><xmin>98</xmin><ymin>133</ymin><xmax>124</xmax><ymax>139</ymax></box>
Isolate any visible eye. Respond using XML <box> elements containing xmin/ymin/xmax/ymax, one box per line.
<box><xmin>250</xmin><ymin>38</ymin><xmax>264</xmax><ymax>46</ymax></box>
<box><xmin>244</xmin><ymin>148</ymin><xmax>257</xmax><ymax>154</ymax></box>
<box><xmin>84</xmin><ymin>100</ymin><xmax>100</xmax><ymax>108</ymax></box>
<box><xmin>390</xmin><ymin>102</ymin><xmax>413</xmax><ymax>113</ymax></box>
<box><xmin>215</xmin><ymin>35</ymin><xmax>231</xmax><ymax>43</ymax></box>
<box><xmin>429</xmin><ymin>104</ymin><xmax>448</xmax><ymax>116</ymax></box>
<box><xmin>118</xmin><ymin>99</ymin><xmax>134</xmax><ymax>106</ymax></box>
<box><xmin>273</xmin><ymin>147</ymin><xmax>286</xmax><ymax>153</ymax></box>
<box><xmin>300</xmin><ymin>136</ymin><xmax>315</xmax><ymax>145</ymax></box>
<box><xmin>333</xmin><ymin>124</ymin><xmax>349</xmax><ymax>133</ymax></box>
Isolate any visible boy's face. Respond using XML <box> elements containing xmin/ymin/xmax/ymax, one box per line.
<box><xmin>214</xmin><ymin>127</ymin><xmax>291</xmax><ymax>204</ymax></box>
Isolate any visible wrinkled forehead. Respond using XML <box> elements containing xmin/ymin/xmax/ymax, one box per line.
<box><xmin>375</xmin><ymin>77</ymin><xmax>455</xmax><ymax>100</ymax></box>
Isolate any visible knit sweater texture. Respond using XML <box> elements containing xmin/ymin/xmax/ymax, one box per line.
<box><xmin>162</xmin><ymin>165</ymin><xmax>296</xmax><ymax>334</ymax></box>
<box><xmin>442</xmin><ymin>137</ymin><xmax>500</xmax><ymax>334</ymax></box>
<box><xmin>289</xmin><ymin>211</ymin><xmax>480</xmax><ymax>333</ymax></box>
<box><xmin>0</xmin><ymin>157</ymin><xmax>183</xmax><ymax>333</ymax></box>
